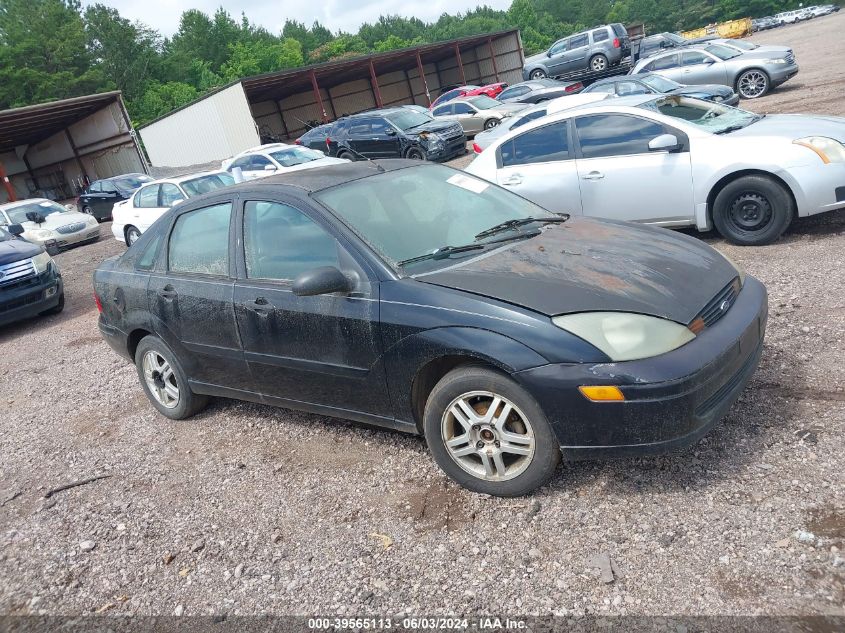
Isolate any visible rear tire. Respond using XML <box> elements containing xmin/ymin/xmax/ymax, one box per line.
<box><xmin>589</xmin><ymin>54</ymin><xmax>608</xmax><ymax>72</ymax></box>
<box><xmin>337</xmin><ymin>150</ymin><xmax>355</xmax><ymax>161</ymax></box>
<box><xmin>423</xmin><ymin>365</ymin><xmax>560</xmax><ymax>497</ymax></box>
<box><xmin>135</xmin><ymin>335</ymin><xmax>209</xmax><ymax>420</ymax></box>
<box><xmin>712</xmin><ymin>175</ymin><xmax>794</xmax><ymax>245</ymax></box>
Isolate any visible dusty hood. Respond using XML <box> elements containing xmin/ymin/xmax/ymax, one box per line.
<box><xmin>669</xmin><ymin>83</ymin><xmax>735</xmax><ymax>98</ymax></box>
<box><xmin>418</xmin><ymin>218</ymin><xmax>739</xmax><ymax>324</ymax></box>
<box><xmin>21</xmin><ymin>210</ymin><xmax>94</xmax><ymax>230</ymax></box>
<box><xmin>729</xmin><ymin>114</ymin><xmax>845</xmax><ymax>144</ymax></box>
<box><xmin>0</xmin><ymin>237</ymin><xmax>42</xmax><ymax>265</ymax></box>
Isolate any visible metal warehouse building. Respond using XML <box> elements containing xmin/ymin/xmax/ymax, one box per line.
<box><xmin>139</xmin><ymin>30</ymin><xmax>524</xmax><ymax>168</ymax></box>
<box><xmin>0</xmin><ymin>91</ymin><xmax>147</xmax><ymax>203</ymax></box>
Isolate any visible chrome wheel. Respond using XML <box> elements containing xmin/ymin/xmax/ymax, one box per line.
<box><xmin>590</xmin><ymin>55</ymin><xmax>608</xmax><ymax>72</ymax></box>
<box><xmin>737</xmin><ymin>70</ymin><xmax>768</xmax><ymax>98</ymax></box>
<box><xmin>484</xmin><ymin>119</ymin><xmax>500</xmax><ymax>130</ymax></box>
<box><xmin>126</xmin><ymin>226</ymin><xmax>141</xmax><ymax>246</ymax></box>
<box><xmin>441</xmin><ymin>391</ymin><xmax>535</xmax><ymax>482</ymax></box>
<box><xmin>530</xmin><ymin>69</ymin><xmax>546</xmax><ymax>80</ymax></box>
<box><xmin>142</xmin><ymin>351</ymin><xmax>179</xmax><ymax>409</ymax></box>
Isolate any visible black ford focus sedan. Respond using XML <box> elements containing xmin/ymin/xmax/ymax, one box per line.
<box><xmin>93</xmin><ymin>160</ymin><xmax>767</xmax><ymax>496</ymax></box>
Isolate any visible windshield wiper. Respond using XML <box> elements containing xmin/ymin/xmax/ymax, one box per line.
<box><xmin>474</xmin><ymin>215</ymin><xmax>569</xmax><ymax>239</ymax></box>
<box><xmin>714</xmin><ymin>124</ymin><xmax>749</xmax><ymax>135</ymax></box>
<box><xmin>397</xmin><ymin>231</ymin><xmax>539</xmax><ymax>267</ymax></box>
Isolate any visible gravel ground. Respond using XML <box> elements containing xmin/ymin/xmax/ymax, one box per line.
<box><xmin>1</xmin><ymin>15</ymin><xmax>844</xmax><ymax>620</ymax></box>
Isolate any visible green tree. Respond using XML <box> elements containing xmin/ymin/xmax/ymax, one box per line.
<box><xmin>221</xmin><ymin>38</ymin><xmax>304</xmax><ymax>81</ymax></box>
<box><xmin>130</xmin><ymin>81</ymin><xmax>198</xmax><ymax>125</ymax></box>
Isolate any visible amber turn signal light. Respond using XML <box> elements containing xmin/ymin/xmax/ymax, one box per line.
<box><xmin>578</xmin><ymin>386</ymin><xmax>625</xmax><ymax>402</ymax></box>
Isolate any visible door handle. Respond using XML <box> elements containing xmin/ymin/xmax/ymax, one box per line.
<box><xmin>502</xmin><ymin>174</ymin><xmax>523</xmax><ymax>186</ymax></box>
<box><xmin>581</xmin><ymin>171</ymin><xmax>605</xmax><ymax>181</ymax></box>
<box><xmin>244</xmin><ymin>296</ymin><xmax>273</xmax><ymax>315</ymax></box>
<box><xmin>158</xmin><ymin>284</ymin><xmax>177</xmax><ymax>300</ymax></box>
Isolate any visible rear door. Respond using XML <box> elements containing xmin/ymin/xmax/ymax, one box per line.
<box><xmin>494</xmin><ymin>119</ymin><xmax>583</xmax><ymax>216</ymax></box>
<box><xmin>573</xmin><ymin>113</ymin><xmax>695</xmax><ymax>225</ymax></box>
<box><xmin>453</xmin><ymin>102</ymin><xmax>481</xmax><ymax>133</ymax></box>
<box><xmin>149</xmin><ymin>199</ymin><xmax>251</xmax><ymax>391</ymax></box>
<box><xmin>233</xmin><ymin>198</ymin><xmax>391</xmax><ymax>417</ymax></box>
<box><xmin>678</xmin><ymin>50</ymin><xmax>728</xmax><ymax>85</ymax></box>
<box><xmin>369</xmin><ymin>117</ymin><xmax>402</xmax><ymax>158</ymax></box>
<box><xmin>97</xmin><ymin>181</ymin><xmax>122</xmax><ymax>216</ymax></box>
<box><xmin>345</xmin><ymin>117</ymin><xmax>382</xmax><ymax>158</ymax></box>
<box><xmin>559</xmin><ymin>34</ymin><xmax>590</xmax><ymax>74</ymax></box>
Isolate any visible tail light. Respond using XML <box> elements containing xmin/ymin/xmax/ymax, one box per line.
<box><xmin>566</xmin><ymin>82</ymin><xmax>583</xmax><ymax>92</ymax></box>
<box><xmin>294</xmin><ymin>138</ymin><xmax>302</xmax><ymax>145</ymax></box>
<box><xmin>326</xmin><ymin>137</ymin><xmax>332</xmax><ymax>149</ymax></box>
<box><xmin>613</xmin><ymin>37</ymin><xmax>621</xmax><ymax>48</ymax></box>
<box><xmin>473</xmin><ymin>142</ymin><xmax>483</xmax><ymax>153</ymax></box>
<box><xmin>94</xmin><ymin>293</ymin><xmax>103</xmax><ymax>313</ymax></box>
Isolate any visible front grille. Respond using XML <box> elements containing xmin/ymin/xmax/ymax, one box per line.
<box><xmin>56</xmin><ymin>222</ymin><xmax>86</xmax><ymax>234</ymax></box>
<box><xmin>694</xmin><ymin>278</ymin><xmax>740</xmax><ymax>329</ymax></box>
<box><xmin>444</xmin><ymin>127</ymin><xmax>465</xmax><ymax>142</ymax></box>
<box><xmin>0</xmin><ymin>288</ymin><xmax>42</xmax><ymax>314</ymax></box>
<box><xmin>785</xmin><ymin>52</ymin><xmax>795</xmax><ymax>64</ymax></box>
<box><xmin>0</xmin><ymin>258</ymin><xmax>36</xmax><ymax>287</ymax></box>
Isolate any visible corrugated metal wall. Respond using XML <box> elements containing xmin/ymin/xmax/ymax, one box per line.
<box><xmin>0</xmin><ymin>100</ymin><xmax>145</xmax><ymax>203</ymax></box>
<box><xmin>140</xmin><ymin>83</ymin><xmax>260</xmax><ymax>167</ymax></box>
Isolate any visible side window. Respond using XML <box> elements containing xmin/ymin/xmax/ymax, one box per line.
<box><xmin>575</xmin><ymin>114</ymin><xmax>666</xmax><ymax>159</ymax></box>
<box><xmin>500</xmin><ymin>121</ymin><xmax>570</xmax><ymax>166</ymax></box>
<box><xmin>229</xmin><ymin>156</ymin><xmax>252</xmax><ymax>171</ymax></box>
<box><xmin>370</xmin><ymin>118</ymin><xmax>391</xmax><ymax>135</ymax></box>
<box><xmin>453</xmin><ymin>103</ymin><xmax>474</xmax><ymax>115</ymax></box>
<box><xmin>616</xmin><ymin>81</ymin><xmax>649</xmax><ymax>96</ymax></box>
<box><xmin>646</xmin><ymin>53</ymin><xmax>679</xmax><ymax>71</ymax></box>
<box><xmin>433</xmin><ymin>105</ymin><xmax>453</xmax><ymax>116</ymax></box>
<box><xmin>586</xmin><ymin>83</ymin><xmax>616</xmax><ymax>94</ymax></box>
<box><xmin>592</xmin><ymin>29</ymin><xmax>609</xmax><ymax>43</ymax></box>
<box><xmin>249</xmin><ymin>155</ymin><xmax>272</xmax><ymax>169</ymax></box>
<box><xmin>682</xmin><ymin>51</ymin><xmax>712</xmax><ymax>66</ymax></box>
<box><xmin>136</xmin><ymin>185</ymin><xmax>160</xmax><ymax>208</ymax></box>
<box><xmin>348</xmin><ymin>119</ymin><xmax>374</xmax><ymax>135</ymax></box>
<box><xmin>136</xmin><ymin>233</ymin><xmax>162</xmax><ymax>270</ymax></box>
<box><xmin>500</xmin><ymin>86</ymin><xmax>528</xmax><ymax>100</ymax></box>
<box><xmin>89</xmin><ymin>182</ymin><xmax>102</xmax><ymax>193</ymax></box>
<box><xmin>442</xmin><ymin>89</ymin><xmax>460</xmax><ymax>102</ymax></box>
<box><xmin>549</xmin><ymin>40</ymin><xmax>567</xmax><ymax>55</ymax></box>
<box><xmin>101</xmin><ymin>182</ymin><xmax>118</xmax><ymax>193</ymax></box>
<box><xmin>159</xmin><ymin>183</ymin><xmax>183</xmax><ymax>207</ymax></box>
<box><xmin>168</xmin><ymin>203</ymin><xmax>231</xmax><ymax>276</ymax></box>
<box><xmin>569</xmin><ymin>34</ymin><xmax>589</xmax><ymax>49</ymax></box>
<box><xmin>511</xmin><ymin>109</ymin><xmax>547</xmax><ymax>130</ymax></box>
<box><xmin>243</xmin><ymin>201</ymin><xmax>339</xmax><ymax>281</ymax></box>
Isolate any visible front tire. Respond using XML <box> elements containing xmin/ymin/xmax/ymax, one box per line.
<box><xmin>483</xmin><ymin>118</ymin><xmax>500</xmax><ymax>130</ymax></box>
<box><xmin>135</xmin><ymin>335</ymin><xmax>208</xmax><ymax>420</ymax></box>
<box><xmin>529</xmin><ymin>69</ymin><xmax>547</xmax><ymax>80</ymax></box>
<box><xmin>41</xmin><ymin>292</ymin><xmax>64</xmax><ymax>316</ymax></box>
<box><xmin>712</xmin><ymin>175</ymin><xmax>794</xmax><ymax>245</ymax></box>
<box><xmin>589</xmin><ymin>54</ymin><xmax>608</xmax><ymax>72</ymax></box>
<box><xmin>736</xmin><ymin>69</ymin><xmax>770</xmax><ymax>99</ymax></box>
<box><xmin>337</xmin><ymin>150</ymin><xmax>355</xmax><ymax>161</ymax></box>
<box><xmin>125</xmin><ymin>225</ymin><xmax>141</xmax><ymax>246</ymax></box>
<box><xmin>405</xmin><ymin>147</ymin><xmax>426</xmax><ymax>160</ymax></box>
<box><xmin>423</xmin><ymin>366</ymin><xmax>560</xmax><ymax>497</ymax></box>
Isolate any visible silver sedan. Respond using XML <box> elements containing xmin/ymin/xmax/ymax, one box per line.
<box><xmin>432</xmin><ymin>96</ymin><xmax>526</xmax><ymax>135</ymax></box>
<box><xmin>631</xmin><ymin>42</ymin><xmax>798</xmax><ymax>99</ymax></box>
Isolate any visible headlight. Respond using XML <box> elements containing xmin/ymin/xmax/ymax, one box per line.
<box><xmin>552</xmin><ymin>312</ymin><xmax>695</xmax><ymax>361</ymax></box>
<box><xmin>793</xmin><ymin>136</ymin><xmax>845</xmax><ymax>164</ymax></box>
<box><xmin>26</xmin><ymin>229</ymin><xmax>54</xmax><ymax>241</ymax></box>
<box><xmin>425</xmin><ymin>134</ymin><xmax>444</xmax><ymax>149</ymax></box>
<box><xmin>32</xmin><ymin>251</ymin><xmax>52</xmax><ymax>274</ymax></box>
<box><xmin>766</xmin><ymin>58</ymin><xmax>789</xmax><ymax>64</ymax></box>
<box><xmin>86</xmin><ymin>215</ymin><xmax>98</xmax><ymax>225</ymax></box>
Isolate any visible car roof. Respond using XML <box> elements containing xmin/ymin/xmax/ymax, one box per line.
<box><xmin>342</xmin><ymin>107</ymin><xmax>408</xmax><ymax>120</ymax></box>
<box><xmin>139</xmin><ymin>170</ymin><xmax>231</xmax><ymax>188</ymax></box>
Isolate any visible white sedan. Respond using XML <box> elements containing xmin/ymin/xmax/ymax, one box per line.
<box><xmin>466</xmin><ymin>94</ymin><xmax>845</xmax><ymax>245</ymax></box>
<box><xmin>223</xmin><ymin>144</ymin><xmax>347</xmax><ymax>181</ymax></box>
<box><xmin>112</xmin><ymin>171</ymin><xmax>234</xmax><ymax>245</ymax></box>
<box><xmin>0</xmin><ymin>198</ymin><xmax>99</xmax><ymax>250</ymax></box>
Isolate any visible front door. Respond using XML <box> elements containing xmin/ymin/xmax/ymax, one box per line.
<box><xmin>369</xmin><ymin>118</ymin><xmax>402</xmax><ymax>158</ymax></box>
<box><xmin>494</xmin><ymin>119</ymin><xmax>583</xmax><ymax>216</ymax></box>
<box><xmin>148</xmin><ymin>200</ymin><xmax>252</xmax><ymax>392</ymax></box>
<box><xmin>233</xmin><ymin>199</ymin><xmax>391</xmax><ymax>418</ymax></box>
<box><xmin>453</xmin><ymin>103</ymin><xmax>482</xmax><ymax>134</ymax></box>
<box><xmin>677</xmin><ymin>50</ymin><xmax>729</xmax><ymax>86</ymax></box>
<box><xmin>573</xmin><ymin>113</ymin><xmax>695</xmax><ymax>225</ymax></box>
<box><xmin>559</xmin><ymin>34</ymin><xmax>591</xmax><ymax>74</ymax></box>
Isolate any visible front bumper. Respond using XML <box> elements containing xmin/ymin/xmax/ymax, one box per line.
<box><xmin>723</xmin><ymin>93</ymin><xmax>740</xmax><ymax>106</ymax></box>
<box><xmin>514</xmin><ymin>276</ymin><xmax>768</xmax><ymax>458</ymax></box>
<box><xmin>31</xmin><ymin>226</ymin><xmax>100</xmax><ymax>250</ymax></box>
<box><xmin>0</xmin><ymin>265</ymin><xmax>63</xmax><ymax>327</ymax></box>
<box><xmin>769</xmin><ymin>63</ymin><xmax>799</xmax><ymax>85</ymax></box>
<box><xmin>426</xmin><ymin>137</ymin><xmax>469</xmax><ymax>162</ymax></box>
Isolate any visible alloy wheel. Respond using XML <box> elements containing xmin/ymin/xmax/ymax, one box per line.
<box><xmin>441</xmin><ymin>391</ymin><xmax>535</xmax><ymax>482</ymax></box>
<box><xmin>738</xmin><ymin>71</ymin><xmax>768</xmax><ymax>98</ymax></box>
<box><xmin>484</xmin><ymin>119</ymin><xmax>500</xmax><ymax>130</ymax></box>
<box><xmin>591</xmin><ymin>56</ymin><xmax>608</xmax><ymax>72</ymax></box>
<box><xmin>727</xmin><ymin>192</ymin><xmax>773</xmax><ymax>232</ymax></box>
<box><xmin>142</xmin><ymin>351</ymin><xmax>180</xmax><ymax>409</ymax></box>
<box><xmin>530</xmin><ymin>70</ymin><xmax>547</xmax><ymax>80</ymax></box>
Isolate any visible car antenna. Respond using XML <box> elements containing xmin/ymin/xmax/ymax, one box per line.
<box><xmin>342</xmin><ymin>146</ymin><xmax>386</xmax><ymax>173</ymax></box>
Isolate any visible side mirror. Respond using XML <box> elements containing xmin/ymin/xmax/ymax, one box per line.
<box><xmin>292</xmin><ymin>266</ymin><xmax>352</xmax><ymax>297</ymax></box>
<box><xmin>385</xmin><ymin>129</ymin><xmax>397</xmax><ymax>136</ymax></box>
<box><xmin>8</xmin><ymin>223</ymin><xmax>24</xmax><ymax>236</ymax></box>
<box><xmin>648</xmin><ymin>133</ymin><xmax>681</xmax><ymax>152</ymax></box>
<box><xmin>169</xmin><ymin>198</ymin><xmax>185</xmax><ymax>208</ymax></box>
<box><xmin>25</xmin><ymin>211</ymin><xmax>46</xmax><ymax>224</ymax></box>
<box><xmin>264</xmin><ymin>164</ymin><xmax>278</xmax><ymax>172</ymax></box>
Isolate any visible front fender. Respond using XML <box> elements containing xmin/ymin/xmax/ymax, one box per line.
<box><xmin>382</xmin><ymin>326</ymin><xmax>549</xmax><ymax>425</ymax></box>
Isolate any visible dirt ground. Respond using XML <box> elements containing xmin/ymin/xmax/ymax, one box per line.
<box><xmin>1</xmin><ymin>12</ymin><xmax>844</xmax><ymax>620</ymax></box>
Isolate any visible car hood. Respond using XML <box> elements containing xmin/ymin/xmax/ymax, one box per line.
<box><xmin>0</xmin><ymin>238</ymin><xmax>42</xmax><ymax>265</ymax></box>
<box><xmin>490</xmin><ymin>103</ymin><xmax>529</xmax><ymax>115</ymax></box>
<box><xmin>285</xmin><ymin>157</ymin><xmax>348</xmax><ymax>172</ymax></box>
<box><xmin>524</xmin><ymin>52</ymin><xmax>548</xmax><ymax>66</ymax></box>
<box><xmin>418</xmin><ymin>218</ymin><xmax>738</xmax><ymax>324</ymax></box>
<box><xmin>727</xmin><ymin>114</ymin><xmax>845</xmax><ymax>144</ymax></box>
<box><xmin>725</xmin><ymin>49</ymin><xmax>792</xmax><ymax>63</ymax></box>
<box><xmin>669</xmin><ymin>83</ymin><xmax>734</xmax><ymax>97</ymax></box>
<box><xmin>406</xmin><ymin>120</ymin><xmax>462</xmax><ymax>135</ymax></box>
<box><xmin>19</xmin><ymin>211</ymin><xmax>93</xmax><ymax>230</ymax></box>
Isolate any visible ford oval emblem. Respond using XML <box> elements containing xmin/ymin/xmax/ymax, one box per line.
<box><xmin>720</xmin><ymin>299</ymin><xmax>731</xmax><ymax>312</ymax></box>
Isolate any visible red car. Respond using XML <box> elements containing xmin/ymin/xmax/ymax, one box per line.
<box><xmin>430</xmin><ymin>83</ymin><xmax>508</xmax><ymax>109</ymax></box>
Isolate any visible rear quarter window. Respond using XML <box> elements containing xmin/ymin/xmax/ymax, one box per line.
<box><xmin>592</xmin><ymin>29</ymin><xmax>609</xmax><ymax>43</ymax></box>
<box><xmin>612</xmin><ymin>24</ymin><xmax>628</xmax><ymax>37</ymax></box>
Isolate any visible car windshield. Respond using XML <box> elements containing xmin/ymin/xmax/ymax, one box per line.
<box><xmin>386</xmin><ymin>110</ymin><xmax>433</xmax><ymax>130</ymax></box>
<box><xmin>0</xmin><ymin>226</ymin><xmax>13</xmax><ymax>242</ymax></box>
<box><xmin>314</xmin><ymin>164</ymin><xmax>549</xmax><ymax>271</ymax></box>
<box><xmin>704</xmin><ymin>43</ymin><xmax>742</xmax><ymax>60</ymax></box>
<box><xmin>112</xmin><ymin>175</ymin><xmax>152</xmax><ymax>192</ymax></box>
<box><xmin>269</xmin><ymin>147</ymin><xmax>325</xmax><ymax>167</ymax></box>
<box><xmin>468</xmin><ymin>95</ymin><xmax>501</xmax><ymax>110</ymax></box>
<box><xmin>180</xmin><ymin>173</ymin><xmax>236</xmax><ymax>197</ymax></box>
<box><xmin>727</xmin><ymin>40</ymin><xmax>758</xmax><ymax>51</ymax></box>
<box><xmin>640</xmin><ymin>75</ymin><xmax>682</xmax><ymax>92</ymax></box>
<box><xmin>6</xmin><ymin>200</ymin><xmax>66</xmax><ymax>224</ymax></box>
<box><xmin>640</xmin><ymin>95</ymin><xmax>760</xmax><ymax>133</ymax></box>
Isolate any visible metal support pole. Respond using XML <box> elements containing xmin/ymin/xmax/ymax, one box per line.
<box><xmin>454</xmin><ymin>44</ymin><xmax>466</xmax><ymax>84</ymax></box>
<box><xmin>22</xmin><ymin>155</ymin><xmax>40</xmax><ymax>191</ymax></box>
<box><xmin>369</xmin><ymin>60</ymin><xmax>383</xmax><ymax>108</ymax></box>
<box><xmin>310</xmin><ymin>70</ymin><xmax>328</xmax><ymax>123</ymax></box>
<box><xmin>116</xmin><ymin>95</ymin><xmax>150</xmax><ymax>174</ymax></box>
<box><xmin>416</xmin><ymin>51</ymin><xmax>431</xmax><ymax>106</ymax></box>
<box><xmin>64</xmin><ymin>129</ymin><xmax>88</xmax><ymax>181</ymax></box>
<box><xmin>0</xmin><ymin>161</ymin><xmax>17</xmax><ymax>202</ymax></box>
<box><xmin>487</xmin><ymin>37</ymin><xmax>500</xmax><ymax>82</ymax></box>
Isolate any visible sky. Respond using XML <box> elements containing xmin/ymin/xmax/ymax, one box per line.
<box><xmin>81</xmin><ymin>0</ymin><xmax>514</xmax><ymax>36</ymax></box>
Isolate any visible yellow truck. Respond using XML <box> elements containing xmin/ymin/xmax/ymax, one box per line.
<box><xmin>682</xmin><ymin>17</ymin><xmax>752</xmax><ymax>40</ymax></box>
